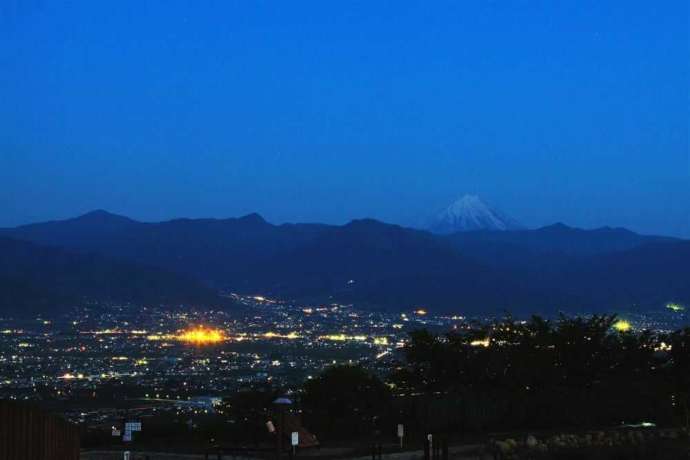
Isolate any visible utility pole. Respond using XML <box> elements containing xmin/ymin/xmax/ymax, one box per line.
<box><xmin>273</xmin><ymin>396</ymin><xmax>293</xmax><ymax>460</ymax></box>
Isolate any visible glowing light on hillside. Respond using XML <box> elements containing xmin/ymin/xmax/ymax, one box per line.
<box><xmin>667</xmin><ymin>303</ymin><xmax>685</xmax><ymax>312</ymax></box>
<box><xmin>318</xmin><ymin>334</ymin><xmax>367</xmax><ymax>342</ymax></box>
<box><xmin>59</xmin><ymin>372</ymin><xmax>85</xmax><ymax>380</ymax></box>
<box><xmin>613</xmin><ymin>320</ymin><xmax>632</xmax><ymax>332</ymax></box>
<box><xmin>262</xmin><ymin>331</ymin><xmax>300</xmax><ymax>340</ymax></box>
<box><xmin>146</xmin><ymin>333</ymin><xmax>175</xmax><ymax>341</ymax></box>
<box><xmin>470</xmin><ymin>338</ymin><xmax>490</xmax><ymax>347</ymax></box>
<box><xmin>177</xmin><ymin>327</ymin><xmax>226</xmax><ymax>345</ymax></box>
<box><xmin>414</xmin><ymin>309</ymin><xmax>428</xmax><ymax>316</ymax></box>
<box><xmin>655</xmin><ymin>342</ymin><xmax>672</xmax><ymax>352</ymax></box>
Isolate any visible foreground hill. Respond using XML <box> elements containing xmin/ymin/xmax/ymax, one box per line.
<box><xmin>0</xmin><ymin>237</ymin><xmax>219</xmax><ymax>317</ymax></box>
<box><xmin>2</xmin><ymin>211</ymin><xmax>688</xmax><ymax>315</ymax></box>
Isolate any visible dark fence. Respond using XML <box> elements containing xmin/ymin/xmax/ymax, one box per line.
<box><xmin>203</xmin><ymin>446</ymin><xmax>274</xmax><ymax>459</ymax></box>
<box><xmin>0</xmin><ymin>400</ymin><xmax>80</xmax><ymax>460</ymax></box>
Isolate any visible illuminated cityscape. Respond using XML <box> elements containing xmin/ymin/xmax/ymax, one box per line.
<box><xmin>1</xmin><ymin>294</ymin><xmax>687</xmax><ymax>433</ymax></box>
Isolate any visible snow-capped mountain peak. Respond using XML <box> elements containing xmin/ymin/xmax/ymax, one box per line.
<box><xmin>429</xmin><ymin>195</ymin><xmax>523</xmax><ymax>233</ymax></box>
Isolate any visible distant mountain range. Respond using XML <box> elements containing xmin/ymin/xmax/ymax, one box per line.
<box><xmin>1</xmin><ymin>210</ymin><xmax>688</xmax><ymax>317</ymax></box>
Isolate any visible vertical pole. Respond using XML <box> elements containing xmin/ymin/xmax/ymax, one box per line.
<box><xmin>279</xmin><ymin>407</ymin><xmax>285</xmax><ymax>460</ymax></box>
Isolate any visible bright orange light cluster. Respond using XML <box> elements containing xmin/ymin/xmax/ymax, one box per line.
<box><xmin>176</xmin><ymin>327</ymin><xmax>226</xmax><ymax>345</ymax></box>
<box><xmin>613</xmin><ymin>320</ymin><xmax>632</xmax><ymax>333</ymax></box>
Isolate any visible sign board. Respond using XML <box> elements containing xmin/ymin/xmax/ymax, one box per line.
<box><xmin>123</xmin><ymin>430</ymin><xmax>132</xmax><ymax>442</ymax></box>
<box><xmin>291</xmin><ymin>431</ymin><xmax>299</xmax><ymax>446</ymax></box>
<box><xmin>397</xmin><ymin>424</ymin><xmax>404</xmax><ymax>438</ymax></box>
<box><xmin>125</xmin><ymin>422</ymin><xmax>141</xmax><ymax>432</ymax></box>
<box><xmin>112</xmin><ymin>429</ymin><xmax>121</xmax><ymax>437</ymax></box>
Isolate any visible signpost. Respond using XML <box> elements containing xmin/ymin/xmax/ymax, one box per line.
<box><xmin>291</xmin><ymin>431</ymin><xmax>299</xmax><ymax>456</ymax></box>
<box><xmin>122</xmin><ymin>421</ymin><xmax>141</xmax><ymax>444</ymax></box>
<box><xmin>397</xmin><ymin>424</ymin><xmax>404</xmax><ymax>448</ymax></box>
<box><xmin>125</xmin><ymin>422</ymin><xmax>142</xmax><ymax>432</ymax></box>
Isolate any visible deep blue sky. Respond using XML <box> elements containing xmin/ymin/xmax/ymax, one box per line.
<box><xmin>1</xmin><ymin>1</ymin><xmax>688</xmax><ymax>236</ymax></box>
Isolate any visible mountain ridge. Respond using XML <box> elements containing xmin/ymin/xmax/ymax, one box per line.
<box><xmin>1</xmin><ymin>210</ymin><xmax>687</xmax><ymax>316</ymax></box>
<box><xmin>0</xmin><ymin>236</ymin><xmax>221</xmax><ymax>317</ymax></box>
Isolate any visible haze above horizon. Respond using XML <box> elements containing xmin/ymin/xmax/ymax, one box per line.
<box><xmin>1</xmin><ymin>1</ymin><xmax>688</xmax><ymax>237</ymax></box>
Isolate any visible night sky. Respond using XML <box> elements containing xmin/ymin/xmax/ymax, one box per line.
<box><xmin>1</xmin><ymin>1</ymin><xmax>688</xmax><ymax>236</ymax></box>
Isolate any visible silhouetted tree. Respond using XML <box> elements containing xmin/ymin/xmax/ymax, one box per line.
<box><xmin>670</xmin><ymin>328</ymin><xmax>690</xmax><ymax>428</ymax></box>
<box><xmin>302</xmin><ymin>365</ymin><xmax>392</xmax><ymax>440</ymax></box>
<box><xmin>221</xmin><ymin>386</ymin><xmax>280</xmax><ymax>445</ymax></box>
<box><xmin>393</xmin><ymin>315</ymin><xmax>676</xmax><ymax>432</ymax></box>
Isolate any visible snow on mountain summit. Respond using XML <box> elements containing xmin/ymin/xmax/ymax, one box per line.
<box><xmin>429</xmin><ymin>195</ymin><xmax>523</xmax><ymax>234</ymax></box>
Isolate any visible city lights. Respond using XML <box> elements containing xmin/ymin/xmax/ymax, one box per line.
<box><xmin>176</xmin><ymin>327</ymin><xmax>226</xmax><ymax>345</ymax></box>
<box><xmin>613</xmin><ymin>320</ymin><xmax>632</xmax><ymax>332</ymax></box>
<box><xmin>470</xmin><ymin>338</ymin><xmax>491</xmax><ymax>347</ymax></box>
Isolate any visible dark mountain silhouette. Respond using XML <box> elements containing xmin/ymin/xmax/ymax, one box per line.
<box><xmin>7</xmin><ymin>210</ymin><xmax>140</xmax><ymax>248</ymax></box>
<box><xmin>1</xmin><ymin>211</ymin><xmax>326</xmax><ymax>285</ymax></box>
<box><xmin>233</xmin><ymin>219</ymin><xmax>540</xmax><ymax>313</ymax></box>
<box><xmin>1</xmin><ymin>211</ymin><xmax>688</xmax><ymax>315</ymax></box>
<box><xmin>559</xmin><ymin>240</ymin><xmax>690</xmax><ymax>310</ymax></box>
<box><xmin>446</xmin><ymin>222</ymin><xmax>675</xmax><ymax>260</ymax></box>
<box><xmin>441</xmin><ymin>223</ymin><xmax>680</xmax><ymax>284</ymax></box>
<box><xmin>0</xmin><ymin>236</ymin><xmax>219</xmax><ymax>317</ymax></box>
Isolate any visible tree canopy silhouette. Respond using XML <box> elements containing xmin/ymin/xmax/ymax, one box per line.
<box><xmin>301</xmin><ymin>365</ymin><xmax>392</xmax><ymax>440</ymax></box>
<box><xmin>390</xmin><ymin>315</ymin><xmax>681</xmax><ymax>432</ymax></box>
